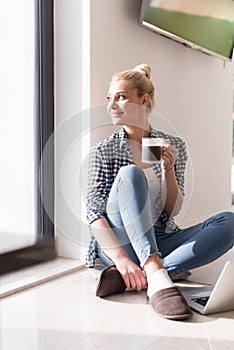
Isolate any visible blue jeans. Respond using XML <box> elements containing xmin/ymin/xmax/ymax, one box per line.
<box><xmin>97</xmin><ymin>165</ymin><xmax>234</xmax><ymax>278</ymax></box>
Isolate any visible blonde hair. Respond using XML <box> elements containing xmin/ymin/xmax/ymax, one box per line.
<box><xmin>112</xmin><ymin>63</ymin><xmax>155</xmax><ymax>111</ymax></box>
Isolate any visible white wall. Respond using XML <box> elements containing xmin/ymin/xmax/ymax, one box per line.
<box><xmin>55</xmin><ymin>0</ymin><xmax>90</xmax><ymax>259</ymax></box>
<box><xmin>90</xmin><ymin>0</ymin><xmax>234</xmax><ymax>224</ymax></box>
<box><xmin>55</xmin><ymin>0</ymin><xmax>233</xmax><ymax>259</ymax></box>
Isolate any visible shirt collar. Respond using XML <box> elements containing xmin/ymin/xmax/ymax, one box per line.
<box><xmin>117</xmin><ymin>125</ymin><xmax>162</xmax><ymax>145</ymax></box>
<box><xmin>149</xmin><ymin>125</ymin><xmax>160</xmax><ymax>138</ymax></box>
<box><xmin>118</xmin><ymin>126</ymin><xmax>159</xmax><ymax>139</ymax></box>
<box><xmin>118</xmin><ymin>127</ymin><xmax>127</xmax><ymax>140</ymax></box>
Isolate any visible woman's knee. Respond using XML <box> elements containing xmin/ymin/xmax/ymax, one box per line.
<box><xmin>118</xmin><ymin>165</ymin><xmax>146</xmax><ymax>184</ymax></box>
<box><xmin>220</xmin><ymin>211</ymin><xmax>234</xmax><ymax>247</ymax></box>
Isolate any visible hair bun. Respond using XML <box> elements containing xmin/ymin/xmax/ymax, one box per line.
<box><xmin>133</xmin><ymin>63</ymin><xmax>151</xmax><ymax>79</ymax></box>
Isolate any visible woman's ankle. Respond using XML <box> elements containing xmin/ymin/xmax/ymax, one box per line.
<box><xmin>144</xmin><ymin>254</ymin><xmax>164</xmax><ymax>277</ymax></box>
<box><xmin>147</xmin><ymin>269</ymin><xmax>173</xmax><ymax>297</ymax></box>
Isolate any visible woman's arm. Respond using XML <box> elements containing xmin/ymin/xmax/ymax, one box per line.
<box><xmin>91</xmin><ymin>217</ymin><xmax>147</xmax><ymax>291</ymax></box>
<box><xmin>161</xmin><ymin>142</ymin><xmax>184</xmax><ymax>217</ymax></box>
<box><xmin>161</xmin><ymin>167</ymin><xmax>184</xmax><ymax>217</ymax></box>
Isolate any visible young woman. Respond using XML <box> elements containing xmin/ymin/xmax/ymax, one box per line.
<box><xmin>86</xmin><ymin>64</ymin><xmax>234</xmax><ymax>320</ymax></box>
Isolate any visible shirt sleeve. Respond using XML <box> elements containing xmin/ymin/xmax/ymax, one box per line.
<box><xmin>86</xmin><ymin>144</ymin><xmax>108</xmax><ymax>224</ymax></box>
<box><xmin>174</xmin><ymin>139</ymin><xmax>188</xmax><ymax>196</ymax></box>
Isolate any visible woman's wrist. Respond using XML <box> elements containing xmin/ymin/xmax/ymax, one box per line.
<box><xmin>162</xmin><ymin>165</ymin><xmax>174</xmax><ymax>173</ymax></box>
<box><xmin>109</xmin><ymin>247</ymin><xmax>129</xmax><ymax>264</ymax></box>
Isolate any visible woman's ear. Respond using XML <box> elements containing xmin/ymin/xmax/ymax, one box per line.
<box><xmin>142</xmin><ymin>94</ymin><xmax>150</xmax><ymax>107</ymax></box>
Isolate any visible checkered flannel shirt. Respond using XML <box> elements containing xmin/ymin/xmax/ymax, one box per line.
<box><xmin>85</xmin><ymin>126</ymin><xmax>188</xmax><ymax>267</ymax></box>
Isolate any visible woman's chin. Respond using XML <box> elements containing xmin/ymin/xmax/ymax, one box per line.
<box><xmin>111</xmin><ymin>118</ymin><xmax>124</xmax><ymax>125</ymax></box>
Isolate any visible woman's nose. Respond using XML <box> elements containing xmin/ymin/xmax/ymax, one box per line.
<box><xmin>108</xmin><ymin>99</ymin><xmax>118</xmax><ymax>110</ymax></box>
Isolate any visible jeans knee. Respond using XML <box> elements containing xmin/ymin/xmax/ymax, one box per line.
<box><xmin>221</xmin><ymin>211</ymin><xmax>234</xmax><ymax>247</ymax></box>
<box><xmin>118</xmin><ymin>165</ymin><xmax>146</xmax><ymax>184</ymax></box>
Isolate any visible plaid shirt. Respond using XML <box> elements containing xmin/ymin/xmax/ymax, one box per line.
<box><xmin>85</xmin><ymin>126</ymin><xmax>188</xmax><ymax>267</ymax></box>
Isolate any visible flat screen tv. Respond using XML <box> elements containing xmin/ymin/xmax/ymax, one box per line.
<box><xmin>139</xmin><ymin>0</ymin><xmax>234</xmax><ymax>61</ymax></box>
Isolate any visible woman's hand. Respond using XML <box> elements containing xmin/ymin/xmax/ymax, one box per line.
<box><xmin>161</xmin><ymin>140</ymin><xmax>178</xmax><ymax>171</ymax></box>
<box><xmin>115</xmin><ymin>256</ymin><xmax>147</xmax><ymax>291</ymax></box>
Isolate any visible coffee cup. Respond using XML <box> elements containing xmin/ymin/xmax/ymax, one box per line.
<box><xmin>142</xmin><ymin>138</ymin><xmax>163</xmax><ymax>163</ymax></box>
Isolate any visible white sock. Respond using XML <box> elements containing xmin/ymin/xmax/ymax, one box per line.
<box><xmin>147</xmin><ymin>268</ymin><xmax>174</xmax><ymax>298</ymax></box>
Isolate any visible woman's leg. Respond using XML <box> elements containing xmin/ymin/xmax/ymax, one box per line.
<box><xmin>98</xmin><ymin>164</ymin><xmax>160</xmax><ymax>267</ymax></box>
<box><xmin>97</xmin><ymin>164</ymin><xmax>192</xmax><ymax>319</ymax></box>
<box><xmin>157</xmin><ymin>211</ymin><xmax>234</xmax><ymax>277</ymax></box>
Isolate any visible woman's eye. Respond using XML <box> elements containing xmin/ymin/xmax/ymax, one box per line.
<box><xmin>106</xmin><ymin>94</ymin><xmax>127</xmax><ymax>102</ymax></box>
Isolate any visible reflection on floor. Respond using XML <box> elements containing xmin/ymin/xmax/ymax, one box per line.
<box><xmin>1</xmin><ymin>248</ymin><xmax>234</xmax><ymax>350</ymax></box>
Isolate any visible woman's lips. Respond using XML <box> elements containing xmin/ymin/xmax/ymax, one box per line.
<box><xmin>111</xmin><ymin>111</ymin><xmax>124</xmax><ymax>118</ymax></box>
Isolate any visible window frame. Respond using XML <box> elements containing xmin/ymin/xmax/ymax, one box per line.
<box><xmin>0</xmin><ymin>0</ymin><xmax>55</xmax><ymax>274</ymax></box>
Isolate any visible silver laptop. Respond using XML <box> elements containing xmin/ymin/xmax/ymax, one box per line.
<box><xmin>179</xmin><ymin>260</ymin><xmax>234</xmax><ymax>315</ymax></box>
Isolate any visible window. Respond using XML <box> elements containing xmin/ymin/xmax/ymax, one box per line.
<box><xmin>232</xmin><ymin>73</ymin><xmax>234</xmax><ymax>204</ymax></box>
<box><xmin>0</xmin><ymin>0</ymin><xmax>55</xmax><ymax>274</ymax></box>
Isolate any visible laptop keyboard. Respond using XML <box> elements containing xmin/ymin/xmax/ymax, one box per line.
<box><xmin>192</xmin><ymin>296</ymin><xmax>210</xmax><ymax>307</ymax></box>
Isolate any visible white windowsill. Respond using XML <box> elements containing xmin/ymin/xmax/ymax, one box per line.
<box><xmin>0</xmin><ymin>257</ymin><xmax>85</xmax><ymax>299</ymax></box>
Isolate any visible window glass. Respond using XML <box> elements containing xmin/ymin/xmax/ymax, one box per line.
<box><xmin>232</xmin><ymin>73</ymin><xmax>234</xmax><ymax>196</ymax></box>
<box><xmin>232</xmin><ymin>116</ymin><xmax>234</xmax><ymax>194</ymax></box>
<box><xmin>231</xmin><ymin>74</ymin><xmax>234</xmax><ymax>198</ymax></box>
<box><xmin>0</xmin><ymin>1</ymin><xmax>36</xmax><ymax>253</ymax></box>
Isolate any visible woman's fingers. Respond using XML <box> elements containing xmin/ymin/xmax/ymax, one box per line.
<box><xmin>162</xmin><ymin>141</ymin><xmax>178</xmax><ymax>161</ymax></box>
<box><xmin>137</xmin><ymin>271</ymin><xmax>147</xmax><ymax>290</ymax></box>
<box><xmin>116</xmin><ymin>258</ymin><xmax>147</xmax><ymax>291</ymax></box>
<box><xmin>162</xmin><ymin>142</ymin><xmax>179</xmax><ymax>171</ymax></box>
<box><xmin>121</xmin><ymin>269</ymin><xmax>147</xmax><ymax>291</ymax></box>
<box><xmin>162</xmin><ymin>148</ymin><xmax>173</xmax><ymax>169</ymax></box>
<box><xmin>130</xmin><ymin>271</ymin><xmax>145</xmax><ymax>291</ymax></box>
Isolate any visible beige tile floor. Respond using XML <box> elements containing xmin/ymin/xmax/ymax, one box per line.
<box><xmin>1</xmin><ymin>248</ymin><xmax>234</xmax><ymax>350</ymax></box>
<box><xmin>1</xmin><ymin>206</ymin><xmax>234</xmax><ymax>350</ymax></box>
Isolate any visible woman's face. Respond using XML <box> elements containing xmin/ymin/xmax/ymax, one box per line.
<box><xmin>107</xmin><ymin>79</ymin><xmax>149</xmax><ymax>128</ymax></box>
